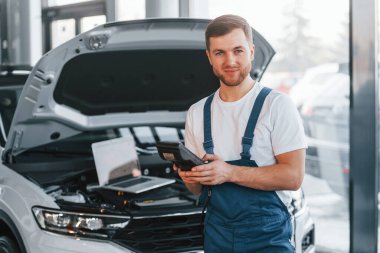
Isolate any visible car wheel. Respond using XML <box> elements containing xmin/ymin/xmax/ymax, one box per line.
<box><xmin>0</xmin><ymin>236</ymin><xmax>20</xmax><ymax>253</ymax></box>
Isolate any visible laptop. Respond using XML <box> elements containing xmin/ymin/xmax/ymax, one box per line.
<box><xmin>91</xmin><ymin>136</ymin><xmax>175</xmax><ymax>194</ymax></box>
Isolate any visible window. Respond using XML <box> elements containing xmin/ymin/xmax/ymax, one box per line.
<box><xmin>42</xmin><ymin>0</ymin><xmax>106</xmax><ymax>52</ymax></box>
<box><xmin>80</xmin><ymin>15</ymin><xmax>106</xmax><ymax>33</ymax></box>
<box><xmin>51</xmin><ymin>19</ymin><xmax>75</xmax><ymax>49</ymax></box>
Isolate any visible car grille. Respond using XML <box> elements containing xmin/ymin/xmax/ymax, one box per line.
<box><xmin>113</xmin><ymin>212</ymin><xmax>203</xmax><ymax>253</ymax></box>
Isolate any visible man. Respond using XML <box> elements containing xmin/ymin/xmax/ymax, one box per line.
<box><xmin>177</xmin><ymin>14</ymin><xmax>307</xmax><ymax>252</ymax></box>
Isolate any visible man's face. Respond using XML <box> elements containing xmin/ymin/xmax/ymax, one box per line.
<box><xmin>206</xmin><ymin>29</ymin><xmax>254</xmax><ymax>87</ymax></box>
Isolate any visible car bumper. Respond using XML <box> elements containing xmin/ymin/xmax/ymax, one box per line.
<box><xmin>26</xmin><ymin>212</ymin><xmax>314</xmax><ymax>253</ymax></box>
<box><xmin>27</xmin><ymin>231</ymin><xmax>132</xmax><ymax>253</ymax></box>
<box><xmin>27</xmin><ymin>230</ymin><xmax>204</xmax><ymax>253</ymax></box>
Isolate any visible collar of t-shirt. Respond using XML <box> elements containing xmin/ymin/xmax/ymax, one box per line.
<box><xmin>215</xmin><ymin>82</ymin><xmax>261</xmax><ymax>107</ymax></box>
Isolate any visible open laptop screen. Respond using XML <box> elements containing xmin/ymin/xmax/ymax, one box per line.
<box><xmin>91</xmin><ymin>137</ymin><xmax>140</xmax><ymax>186</ymax></box>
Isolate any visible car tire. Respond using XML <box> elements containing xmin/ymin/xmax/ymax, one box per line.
<box><xmin>0</xmin><ymin>235</ymin><xmax>20</xmax><ymax>253</ymax></box>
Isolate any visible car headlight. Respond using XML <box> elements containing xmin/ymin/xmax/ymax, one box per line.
<box><xmin>32</xmin><ymin>206</ymin><xmax>130</xmax><ymax>239</ymax></box>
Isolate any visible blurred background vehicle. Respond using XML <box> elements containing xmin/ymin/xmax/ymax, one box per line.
<box><xmin>0</xmin><ymin>65</ymin><xmax>30</xmax><ymax>146</ymax></box>
<box><xmin>261</xmin><ymin>71</ymin><xmax>303</xmax><ymax>94</ymax></box>
<box><xmin>300</xmin><ymin>72</ymin><xmax>350</xmax><ymax>197</ymax></box>
<box><xmin>289</xmin><ymin>63</ymin><xmax>348</xmax><ymax>109</ymax></box>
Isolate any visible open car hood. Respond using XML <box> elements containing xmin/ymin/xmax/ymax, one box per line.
<box><xmin>4</xmin><ymin>18</ymin><xmax>275</xmax><ymax>157</ymax></box>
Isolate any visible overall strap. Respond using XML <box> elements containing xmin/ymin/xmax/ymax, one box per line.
<box><xmin>203</xmin><ymin>93</ymin><xmax>215</xmax><ymax>154</ymax></box>
<box><xmin>241</xmin><ymin>87</ymin><xmax>272</xmax><ymax>160</ymax></box>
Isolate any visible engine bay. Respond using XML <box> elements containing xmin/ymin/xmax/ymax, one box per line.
<box><xmin>15</xmin><ymin>154</ymin><xmax>198</xmax><ymax>215</ymax></box>
<box><xmin>5</xmin><ymin>125</ymin><xmax>202</xmax><ymax>212</ymax></box>
<box><xmin>45</xmin><ymin>173</ymin><xmax>198</xmax><ymax>214</ymax></box>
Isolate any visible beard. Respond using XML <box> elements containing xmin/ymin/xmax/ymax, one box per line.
<box><xmin>212</xmin><ymin>62</ymin><xmax>252</xmax><ymax>87</ymax></box>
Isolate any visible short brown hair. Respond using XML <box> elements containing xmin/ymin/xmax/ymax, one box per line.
<box><xmin>205</xmin><ymin>14</ymin><xmax>253</xmax><ymax>51</ymax></box>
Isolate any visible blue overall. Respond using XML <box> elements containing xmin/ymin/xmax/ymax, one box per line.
<box><xmin>200</xmin><ymin>87</ymin><xmax>294</xmax><ymax>253</ymax></box>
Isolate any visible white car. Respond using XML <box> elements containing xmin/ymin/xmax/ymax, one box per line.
<box><xmin>0</xmin><ymin>18</ymin><xmax>315</xmax><ymax>253</ymax></box>
<box><xmin>289</xmin><ymin>63</ymin><xmax>348</xmax><ymax>109</ymax></box>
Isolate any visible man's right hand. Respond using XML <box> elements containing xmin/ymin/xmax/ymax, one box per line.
<box><xmin>174</xmin><ymin>163</ymin><xmax>200</xmax><ymax>184</ymax></box>
<box><xmin>174</xmin><ymin>153</ymin><xmax>219</xmax><ymax>184</ymax></box>
<box><xmin>173</xmin><ymin>162</ymin><xmax>203</xmax><ymax>195</ymax></box>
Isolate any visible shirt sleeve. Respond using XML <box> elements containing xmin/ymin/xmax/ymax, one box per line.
<box><xmin>184</xmin><ymin>106</ymin><xmax>199</xmax><ymax>155</ymax></box>
<box><xmin>270</xmin><ymin>94</ymin><xmax>308</xmax><ymax>155</ymax></box>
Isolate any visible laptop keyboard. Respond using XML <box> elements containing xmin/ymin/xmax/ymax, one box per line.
<box><xmin>113</xmin><ymin>177</ymin><xmax>151</xmax><ymax>188</ymax></box>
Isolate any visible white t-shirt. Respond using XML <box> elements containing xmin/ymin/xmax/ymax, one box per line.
<box><xmin>184</xmin><ymin>82</ymin><xmax>308</xmax><ymax>207</ymax></box>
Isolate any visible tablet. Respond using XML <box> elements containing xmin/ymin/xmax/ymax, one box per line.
<box><xmin>156</xmin><ymin>141</ymin><xmax>203</xmax><ymax>171</ymax></box>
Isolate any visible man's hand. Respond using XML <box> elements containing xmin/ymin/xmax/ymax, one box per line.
<box><xmin>173</xmin><ymin>163</ymin><xmax>202</xmax><ymax>195</ymax></box>
<box><xmin>180</xmin><ymin>154</ymin><xmax>234</xmax><ymax>185</ymax></box>
<box><xmin>174</xmin><ymin>163</ymin><xmax>199</xmax><ymax>184</ymax></box>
